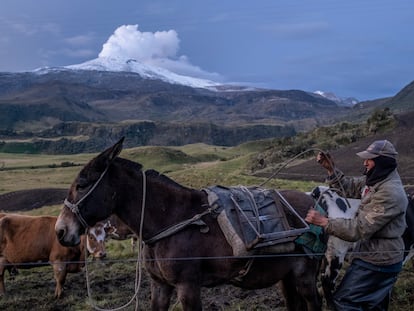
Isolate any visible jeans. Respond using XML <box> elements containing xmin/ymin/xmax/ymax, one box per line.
<box><xmin>333</xmin><ymin>259</ymin><xmax>401</xmax><ymax>311</ymax></box>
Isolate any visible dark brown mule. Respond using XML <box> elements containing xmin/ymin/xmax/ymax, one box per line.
<box><xmin>55</xmin><ymin>138</ymin><xmax>322</xmax><ymax>311</ymax></box>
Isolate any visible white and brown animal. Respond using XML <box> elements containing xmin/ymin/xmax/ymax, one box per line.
<box><xmin>85</xmin><ymin>219</ymin><xmax>116</xmax><ymax>259</ymax></box>
<box><xmin>0</xmin><ymin>214</ymin><xmax>113</xmax><ymax>298</ymax></box>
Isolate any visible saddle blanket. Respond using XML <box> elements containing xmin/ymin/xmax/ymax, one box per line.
<box><xmin>204</xmin><ymin>185</ymin><xmax>310</xmax><ymax>256</ymax></box>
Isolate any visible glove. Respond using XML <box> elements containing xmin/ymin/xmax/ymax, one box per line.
<box><xmin>316</xmin><ymin>152</ymin><xmax>335</xmax><ymax>175</ymax></box>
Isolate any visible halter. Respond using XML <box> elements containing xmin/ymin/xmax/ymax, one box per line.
<box><xmin>63</xmin><ymin>166</ymin><xmax>109</xmax><ymax>228</ymax></box>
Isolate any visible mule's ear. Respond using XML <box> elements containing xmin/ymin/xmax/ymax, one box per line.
<box><xmin>95</xmin><ymin>137</ymin><xmax>124</xmax><ymax>168</ymax></box>
<box><xmin>109</xmin><ymin>137</ymin><xmax>124</xmax><ymax>161</ymax></box>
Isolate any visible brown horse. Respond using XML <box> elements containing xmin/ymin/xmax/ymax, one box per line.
<box><xmin>55</xmin><ymin>138</ymin><xmax>322</xmax><ymax>311</ymax></box>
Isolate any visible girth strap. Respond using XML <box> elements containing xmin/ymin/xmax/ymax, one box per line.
<box><xmin>144</xmin><ymin>207</ymin><xmax>215</xmax><ymax>245</ymax></box>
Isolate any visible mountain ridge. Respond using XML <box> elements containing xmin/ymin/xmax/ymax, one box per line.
<box><xmin>0</xmin><ymin>69</ymin><xmax>349</xmax><ymax>130</ymax></box>
<box><xmin>0</xmin><ymin>59</ymin><xmax>413</xmax><ymax>153</ymax></box>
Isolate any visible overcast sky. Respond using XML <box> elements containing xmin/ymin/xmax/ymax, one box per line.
<box><xmin>1</xmin><ymin>0</ymin><xmax>413</xmax><ymax>101</ymax></box>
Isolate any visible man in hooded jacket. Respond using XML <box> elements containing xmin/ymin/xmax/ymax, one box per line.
<box><xmin>306</xmin><ymin>140</ymin><xmax>407</xmax><ymax>310</ymax></box>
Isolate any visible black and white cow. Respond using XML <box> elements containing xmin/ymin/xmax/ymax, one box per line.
<box><xmin>310</xmin><ymin>186</ymin><xmax>360</xmax><ymax>308</ymax></box>
<box><xmin>310</xmin><ymin>185</ymin><xmax>414</xmax><ymax>309</ymax></box>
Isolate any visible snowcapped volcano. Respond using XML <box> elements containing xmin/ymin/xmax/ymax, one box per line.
<box><xmin>63</xmin><ymin>56</ymin><xmax>221</xmax><ymax>90</ymax></box>
<box><xmin>314</xmin><ymin>90</ymin><xmax>359</xmax><ymax>106</ymax></box>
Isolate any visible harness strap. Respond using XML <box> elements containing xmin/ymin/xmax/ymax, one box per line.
<box><xmin>144</xmin><ymin>207</ymin><xmax>215</xmax><ymax>245</ymax></box>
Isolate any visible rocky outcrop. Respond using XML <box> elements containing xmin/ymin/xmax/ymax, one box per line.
<box><xmin>0</xmin><ymin>121</ymin><xmax>296</xmax><ymax>154</ymax></box>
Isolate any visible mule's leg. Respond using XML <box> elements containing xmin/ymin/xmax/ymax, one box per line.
<box><xmin>150</xmin><ymin>280</ymin><xmax>174</xmax><ymax>311</ymax></box>
<box><xmin>296</xmin><ymin>258</ymin><xmax>322</xmax><ymax>311</ymax></box>
<box><xmin>280</xmin><ymin>275</ymin><xmax>307</xmax><ymax>311</ymax></box>
<box><xmin>176</xmin><ymin>283</ymin><xmax>202</xmax><ymax>311</ymax></box>
<box><xmin>281</xmin><ymin>258</ymin><xmax>322</xmax><ymax>311</ymax></box>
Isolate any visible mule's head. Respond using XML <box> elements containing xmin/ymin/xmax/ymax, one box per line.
<box><xmin>55</xmin><ymin>137</ymin><xmax>124</xmax><ymax>247</ymax></box>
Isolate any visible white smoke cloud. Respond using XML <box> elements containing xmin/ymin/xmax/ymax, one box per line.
<box><xmin>98</xmin><ymin>24</ymin><xmax>221</xmax><ymax>81</ymax></box>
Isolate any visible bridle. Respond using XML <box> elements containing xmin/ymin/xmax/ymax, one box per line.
<box><xmin>63</xmin><ymin>166</ymin><xmax>110</xmax><ymax>228</ymax></box>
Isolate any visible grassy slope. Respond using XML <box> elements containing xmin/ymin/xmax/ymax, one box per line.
<box><xmin>0</xmin><ymin>139</ymin><xmax>317</xmax><ymax>193</ymax></box>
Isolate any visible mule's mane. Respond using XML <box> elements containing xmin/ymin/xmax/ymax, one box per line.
<box><xmin>115</xmin><ymin>157</ymin><xmax>143</xmax><ymax>172</ymax></box>
<box><xmin>146</xmin><ymin>169</ymin><xmax>195</xmax><ymax>191</ymax></box>
<box><xmin>115</xmin><ymin>157</ymin><xmax>194</xmax><ymax>192</ymax></box>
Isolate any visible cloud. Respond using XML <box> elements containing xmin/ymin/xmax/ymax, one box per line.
<box><xmin>98</xmin><ymin>24</ymin><xmax>222</xmax><ymax>81</ymax></box>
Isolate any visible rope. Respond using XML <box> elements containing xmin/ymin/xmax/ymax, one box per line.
<box><xmin>229</xmin><ymin>186</ymin><xmax>262</xmax><ymax>236</ymax></box>
<box><xmin>258</xmin><ymin>147</ymin><xmax>360</xmax><ymax>228</ymax></box>
<box><xmin>83</xmin><ymin>170</ymin><xmax>147</xmax><ymax>311</ymax></box>
<box><xmin>258</xmin><ymin>147</ymin><xmax>353</xmax><ymax>204</ymax></box>
<box><xmin>259</xmin><ymin>148</ymin><xmax>322</xmax><ymax>187</ymax></box>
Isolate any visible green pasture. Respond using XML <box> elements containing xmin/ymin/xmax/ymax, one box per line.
<box><xmin>0</xmin><ymin>141</ymin><xmax>318</xmax><ymax>194</ymax></box>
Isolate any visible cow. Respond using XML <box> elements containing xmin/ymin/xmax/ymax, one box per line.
<box><xmin>309</xmin><ymin>186</ymin><xmax>360</xmax><ymax>309</ymax></box>
<box><xmin>0</xmin><ymin>214</ymin><xmax>113</xmax><ymax>298</ymax></box>
<box><xmin>310</xmin><ymin>185</ymin><xmax>414</xmax><ymax>309</ymax></box>
<box><xmin>85</xmin><ymin>219</ymin><xmax>116</xmax><ymax>259</ymax></box>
